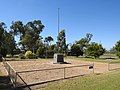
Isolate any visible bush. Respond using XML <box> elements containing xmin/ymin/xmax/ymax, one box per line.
<box><xmin>36</xmin><ymin>46</ymin><xmax>45</xmax><ymax>58</ymax></box>
<box><xmin>0</xmin><ymin>46</ymin><xmax>7</xmax><ymax>57</ymax></box>
<box><xmin>13</xmin><ymin>55</ymin><xmax>19</xmax><ymax>58</ymax></box>
<box><xmin>32</xmin><ymin>53</ymin><xmax>38</xmax><ymax>59</ymax></box>
<box><xmin>116</xmin><ymin>52</ymin><xmax>120</xmax><ymax>58</ymax></box>
<box><xmin>25</xmin><ymin>51</ymin><xmax>36</xmax><ymax>59</ymax></box>
<box><xmin>46</xmin><ymin>50</ymin><xmax>54</xmax><ymax>58</ymax></box>
<box><xmin>19</xmin><ymin>53</ymin><xmax>26</xmax><ymax>59</ymax></box>
<box><xmin>85</xmin><ymin>42</ymin><xmax>105</xmax><ymax>58</ymax></box>
<box><xmin>71</xmin><ymin>44</ymin><xmax>83</xmax><ymax>57</ymax></box>
<box><xmin>6</xmin><ymin>54</ymin><xmax>12</xmax><ymax>58</ymax></box>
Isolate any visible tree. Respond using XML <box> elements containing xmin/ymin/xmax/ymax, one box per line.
<box><xmin>70</xmin><ymin>33</ymin><xmax>93</xmax><ymax>57</ymax></box>
<box><xmin>109</xmin><ymin>47</ymin><xmax>116</xmax><ymax>54</ymax></box>
<box><xmin>114</xmin><ymin>40</ymin><xmax>120</xmax><ymax>58</ymax></box>
<box><xmin>4</xmin><ymin>32</ymin><xmax>16</xmax><ymax>56</ymax></box>
<box><xmin>76</xmin><ymin>33</ymin><xmax>93</xmax><ymax>50</ymax></box>
<box><xmin>44</xmin><ymin>36</ymin><xmax>54</xmax><ymax>58</ymax></box>
<box><xmin>10</xmin><ymin>20</ymin><xmax>45</xmax><ymax>52</ymax></box>
<box><xmin>0</xmin><ymin>22</ymin><xmax>9</xmax><ymax>57</ymax></box>
<box><xmin>49</xmin><ymin>44</ymin><xmax>56</xmax><ymax>51</ymax></box>
<box><xmin>0</xmin><ymin>22</ymin><xmax>16</xmax><ymax>57</ymax></box>
<box><xmin>57</xmin><ymin>30</ymin><xmax>67</xmax><ymax>54</ymax></box>
<box><xmin>44</xmin><ymin>36</ymin><xmax>53</xmax><ymax>46</ymax></box>
<box><xmin>85</xmin><ymin>42</ymin><xmax>105</xmax><ymax>58</ymax></box>
<box><xmin>10</xmin><ymin>21</ymin><xmax>25</xmax><ymax>36</ymax></box>
<box><xmin>0</xmin><ymin>22</ymin><xmax>6</xmax><ymax>41</ymax></box>
<box><xmin>71</xmin><ymin>44</ymin><xmax>83</xmax><ymax>57</ymax></box>
<box><xmin>36</xmin><ymin>44</ymin><xmax>45</xmax><ymax>58</ymax></box>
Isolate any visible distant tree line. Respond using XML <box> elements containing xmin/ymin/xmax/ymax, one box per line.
<box><xmin>0</xmin><ymin>20</ymin><xmax>120</xmax><ymax>59</ymax></box>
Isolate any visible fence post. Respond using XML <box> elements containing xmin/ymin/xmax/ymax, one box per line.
<box><xmin>107</xmin><ymin>59</ymin><xmax>111</xmax><ymax>71</ymax></box>
<box><xmin>93</xmin><ymin>62</ymin><xmax>94</xmax><ymax>74</ymax></box>
<box><xmin>8</xmin><ymin>65</ymin><xmax>10</xmax><ymax>76</ymax></box>
<box><xmin>64</xmin><ymin>68</ymin><xmax>65</xmax><ymax>79</ymax></box>
<box><xmin>108</xmin><ymin>61</ymin><xmax>110</xmax><ymax>71</ymax></box>
<box><xmin>14</xmin><ymin>73</ymin><xmax>17</xmax><ymax>87</ymax></box>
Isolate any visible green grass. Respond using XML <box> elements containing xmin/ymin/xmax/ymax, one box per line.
<box><xmin>109</xmin><ymin>60</ymin><xmax>120</xmax><ymax>64</ymax></box>
<box><xmin>66</xmin><ymin>56</ymin><xmax>120</xmax><ymax>63</ymax></box>
<box><xmin>6</xmin><ymin>55</ymin><xmax>120</xmax><ymax>64</ymax></box>
<box><xmin>38</xmin><ymin>70</ymin><xmax>120</xmax><ymax>90</ymax></box>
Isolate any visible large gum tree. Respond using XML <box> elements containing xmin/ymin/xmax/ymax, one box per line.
<box><xmin>10</xmin><ymin>20</ymin><xmax>45</xmax><ymax>52</ymax></box>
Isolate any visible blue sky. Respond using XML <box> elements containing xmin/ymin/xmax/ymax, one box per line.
<box><xmin>0</xmin><ymin>0</ymin><xmax>120</xmax><ymax>50</ymax></box>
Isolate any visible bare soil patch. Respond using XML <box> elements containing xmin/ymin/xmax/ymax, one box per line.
<box><xmin>7</xmin><ymin>59</ymin><xmax>109</xmax><ymax>86</ymax></box>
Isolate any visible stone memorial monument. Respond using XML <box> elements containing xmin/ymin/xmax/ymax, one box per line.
<box><xmin>53</xmin><ymin>53</ymin><xmax>64</xmax><ymax>64</ymax></box>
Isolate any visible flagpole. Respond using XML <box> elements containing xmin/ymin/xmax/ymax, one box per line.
<box><xmin>58</xmin><ymin>8</ymin><xmax>60</xmax><ymax>35</ymax></box>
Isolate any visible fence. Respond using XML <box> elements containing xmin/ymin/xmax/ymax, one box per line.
<box><xmin>108</xmin><ymin>63</ymin><xmax>120</xmax><ymax>71</ymax></box>
<box><xmin>3</xmin><ymin>59</ymin><xmax>94</xmax><ymax>89</ymax></box>
<box><xmin>16</xmin><ymin>64</ymin><xmax>94</xmax><ymax>86</ymax></box>
<box><xmin>3</xmin><ymin>59</ymin><xmax>31</xmax><ymax>90</ymax></box>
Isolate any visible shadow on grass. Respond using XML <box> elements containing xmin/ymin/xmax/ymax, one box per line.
<box><xmin>0</xmin><ymin>75</ymin><xmax>13</xmax><ymax>90</ymax></box>
<box><xmin>0</xmin><ymin>75</ymin><xmax>30</xmax><ymax>90</ymax></box>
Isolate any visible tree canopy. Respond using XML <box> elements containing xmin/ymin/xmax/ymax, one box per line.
<box><xmin>85</xmin><ymin>42</ymin><xmax>105</xmax><ymax>58</ymax></box>
<box><xmin>57</xmin><ymin>30</ymin><xmax>67</xmax><ymax>54</ymax></box>
<box><xmin>114</xmin><ymin>40</ymin><xmax>120</xmax><ymax>58</ymax></box>
<box><xmin>10</xmin><ymin>20</ymin><xmax>44</xmax><ymax>52</ymax></box>
<box><xmin>0</xmin><ymin>20</ymin><xmax>109</xmax><ymax>59</ymax></box>
<box><xmin>0</xmin><ymin>22</ymin><xmax>16</xmax><ymax>56</ymax></box>
<box><xmin>70</xmin><ymin>33</ymin><xmax>93</xmax><ymax>57</ymax></box>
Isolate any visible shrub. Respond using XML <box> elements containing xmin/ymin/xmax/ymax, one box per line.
<box><xmin>36</xmin><ymin>46</ymin><xmax>45</xmax><ymax>58</ymax></box>
<box><xmin>32</xmin><ymin>53</ymin><xmax>38</xmax><ymax>59</ymax></box>
<box><xmin>116</xmin><ymin>52</ymin><xmax>120</xmax><ymax>58</ymax></box>
<box><xmin>6</xmin><ymin>54</ymin><xmax>12</xmax><ymax>58</ymax></box>
<box><xmin>46</xmin><ymin>50</ymin><xmax>54</xmax><ymax>58</ymax></box>
<box><xmin>13</xmin><ymin>55</ymin><xmax>19</xmax><ymax>58</ymax></box>
<box><xmin>25</xmin><ymin>51</ymin><xmax>34</xmax><ymax>59</ymax></box>
<box><xmin>71</xmin><ymin>44</ymin><xmax>83</xmax><ymax>57</ymax></box>
<box><xmin>85</xmin><ymin>42</ymin><xmax>105</xmax><ymax>58</ymax></box>
<box><xmin>19</xmin><ymin>53</ymin><xmax>26</xmax><ymax>59</ymax></box>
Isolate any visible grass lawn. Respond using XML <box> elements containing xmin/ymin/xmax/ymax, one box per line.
<box><xmin>6</xmin><ymin>56</ymin><xmax>120</xmax><ymax>65</ymax></box>
<box><xmin>66</xmin><ymin>56</ymin><xmax>120</xmax><ymax>63</ymax></box>
<box><xmin>38</xmin><ymin>70</ymin><xmax>120</xmax><ymax>90</ymax></box>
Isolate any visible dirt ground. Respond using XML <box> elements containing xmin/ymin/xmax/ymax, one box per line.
<box><xmin>0</xmin><ymin>62</ymin><xmax>8</xmax><ymax>76</ymax></box>
<box><xmin>7</xmin><ymin>59</ymin><xmax>109</xmax><ymax>73</ymax></box>
<box><xmin>1</xmin><ymin>59</ymin><xmax>120</xmax><ymax>89</ymax></box>
<box><xmin>6</xmin><ymin>59</ymin><xmax>109</xmax><ymax>86</ymax></box>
